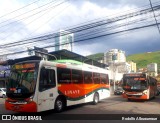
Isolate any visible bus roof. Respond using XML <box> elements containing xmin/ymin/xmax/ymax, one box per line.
<box><xmin>41</xmin><ymin>59</ymin><xmax>110</xmax><ymax>74</ymax></box>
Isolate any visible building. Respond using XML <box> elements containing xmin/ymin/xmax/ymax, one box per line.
<box><xmin>127</xmin><ymin>61</ymin><xmax>137</xmax><ymax>72</ymax></box>
<box><xmin>104</xmin><ymin>49</ymin><xmax>128</xmax><ymax>83</ymax></box>
<box><xmin>117</xmin><ymin>62</ymin><xmax>131</xmax><ymax>73</ymax></box>
<box><xmin>104</xmin><ymin>49</ymin><xmax>126</xmax><ymax>65</ymax></box>
<box><xmin>147</xmin><ymin>63</ymin><xmax>158</xmax><ymax>77</ymax></box>
<box><xmin>55</xmin><ymin>30</ymin><xmax>74</xmax><ymax>51</ymax></box>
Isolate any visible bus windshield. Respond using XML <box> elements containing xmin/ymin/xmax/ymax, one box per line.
<box><xmin>6</xmin><ymin>62</ymin><xmax>39</xmax><ymax>99</ymax></box>
<box><xmin>123</xmin><ymin>77</ymin><xmax>148</xmax><ymax>91</ymax></box>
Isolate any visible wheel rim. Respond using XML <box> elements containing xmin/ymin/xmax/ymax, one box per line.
<box><xmin>95</xmin><ymin>95</ymin><xmax>98</xmax><ymax>103</ymax></box>
<box><xmin>56</xmin><ymin>100</ymin><xmax>62</xmax><ymax>110</ymax></box>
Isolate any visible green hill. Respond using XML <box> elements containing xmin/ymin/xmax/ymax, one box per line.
<box><xmin>126</xmin><ymin>51</ymin><xmax>160</xmax><ymax>69</ymax></box>
<box><xmin>87</xmin><ymin>53</ymin><xmax>104</xmax><ymax>60</ymax></box>
<box><xmin>86</xmin><ymin>51</ymin><xmax>160</xmax><ymax>69</ymax></box>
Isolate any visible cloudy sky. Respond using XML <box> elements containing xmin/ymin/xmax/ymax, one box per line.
<box><xmin>0</xmin><ymin>0</ymin><xmax>160</xmax><ymax>59</ymax></box>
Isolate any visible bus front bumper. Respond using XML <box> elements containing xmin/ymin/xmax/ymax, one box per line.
<box><xmin>5</xmin><ymin>100</ymin><xmax>37</xmax><ymax>112</ymax></box>
<box><xmin>122</xmin><ymin>93</ymin><xmax>148</xmax><ymax>100</ymax></box>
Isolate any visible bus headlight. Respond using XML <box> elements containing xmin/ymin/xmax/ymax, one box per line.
<box><xmin>29</xmin><ymin>95</ymin><xmax>34</xmax><ymax>102</ymax></box>
<box><xmin>25</xmin><ymin>95</ymin><xmax>34</xmax><ymax>103</ymax></box>
<box><xmin>143</xmin><ymin>90</ymin><xmax>148</xmax><ymax>95</ymax></box>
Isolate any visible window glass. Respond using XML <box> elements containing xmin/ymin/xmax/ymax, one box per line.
<box><xmin>39</xmin><ymin>67</ymin><xmax>56</xmax><ymax>92</ymax></box>
<box><xmin>84</xmin><ymin>71</ymin><xmax>92</xmax><ymax>84</ymax></box>
<box><xmin>57</xmin><ymin>68</ymin><xmax>71</xmax><ymax>84</ymax></box>
<box><xmin>149</xmin><ymin>77</ymin><xmax>155</xmax><ymax>86</ymax></box>
<box><xmin>93</xmin><ymin>73</ymin><xmax>100</xmax><ymax>84</ymax></box>
<box><xmin>72</xmin><ymin>69</ymin><xmax>83</xmax><ymax>84</ymax></box>
<box><xmin>101</xmin><ymin>73</ymin><xmax>107</xmax><ymax>84</ymax></box>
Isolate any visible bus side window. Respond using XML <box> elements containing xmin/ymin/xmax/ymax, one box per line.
<box><xmin>57</xmin><ymin>68</ymin><xmax>71</xmax><ymax>84</ymax></box>
<box><xmin>100</xmin><ymin>73</ymin><xmax>108</xmax><ymax>84</ymax></box>
<box><xmin>39</xmin><ymin>67</ymin><xmax>56</xmax><ymax>92</ymax></box>
<box><xmin>71</xmin><ymin>69</ymin><xmax>83</xmax><ymax>84</ymax></box>
<box><xmin>93</xmin><ymin>72</ymin><xmax>100</xmax><ymax>84</ymax></box>
<box><xmin>84</xmin><ymin>71</ymin><xmax>93</xmax><ymax>84</ymax></box>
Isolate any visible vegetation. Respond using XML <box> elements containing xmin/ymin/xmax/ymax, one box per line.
<box><xmin>87</xmin><ymin>53</ymin><xmax>104</xmax><ymax>61</ymax></box>
<box><xmin>87</xmin><ymin>51</ymin><xmax>160</xmax><ymax>82</ymax></box>
<box><xmin>126</xmin><ymin>51</ymin><xmax>160</xmax><ymax>69</ymax></box>
<box><xmin>86</xmin><ymin>51</ymin><xmax>160</xmax><ymax>70</ymax></box>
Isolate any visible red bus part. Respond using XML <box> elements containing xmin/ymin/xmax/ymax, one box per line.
<box><xmin>122</xmin><ymin>92</ymin><xmax>148</xmax><ymax>100</ymax></box>
<box><xmin>56</xmin><ymin>64</ymin><xmax>67</xmax><ymax>68</ymax></box>
<box><xmin>5</xmin><ymin>99</ymin><xmax>37</xmax><ymax>112</ymax></box>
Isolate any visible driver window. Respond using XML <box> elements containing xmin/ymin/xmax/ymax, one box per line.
<box><xmin>39</xmin><ymin>67</ymin><xmax>56</xmax><ymax>92</ymax></box>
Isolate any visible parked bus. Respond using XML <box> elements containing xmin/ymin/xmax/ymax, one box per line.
<box><xmin>5</xmin><ymin>59</ymin><xmax>110</xmax><ymax>112</ymax></box>
<box><xmin>122</xmin><ymin>73</ymin><xmax>157</xmax><ymax>101</ymax></box>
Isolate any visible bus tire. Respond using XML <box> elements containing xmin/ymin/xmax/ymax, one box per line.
<box><xmin>93</xmin><ymin>93</ymin><xmax>99</xmax><ymax>105</ymax></box>
<box><xmin>55</xmin><ymin>97</ymin><xmax>65</xmax><ymax>112</ymax></box>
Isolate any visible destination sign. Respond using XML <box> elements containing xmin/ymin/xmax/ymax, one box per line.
<box><xmin>14</xmin><ymin>63</ymin><xmax>35</xmax><ymax>69</ymax></box>
<box><xmin>124</xmin><ymin>74</ymin><xmax>146</xmax><ymax>77</ymax></box>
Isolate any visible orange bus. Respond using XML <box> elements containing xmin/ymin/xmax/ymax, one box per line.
<box><xmin>5</xmin><ymin>59</ymin><xmax>110</xmax><ymax>112</ymax></box>
<box><xmin>122</xmin><ymin>73</ymin><xmax>157</xmax><ymax>101</ymax></box>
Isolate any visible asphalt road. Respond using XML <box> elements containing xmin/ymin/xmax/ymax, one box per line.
<box><xmin>0</xmin><ymin>94</ymin><xmax>160</xmax><ymax>120</ymax></box>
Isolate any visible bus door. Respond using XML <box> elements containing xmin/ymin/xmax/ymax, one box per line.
<box><xmin>37</xmin><ymin>66</ymin><xmax>57</xmax><ymax>112</ymax></box>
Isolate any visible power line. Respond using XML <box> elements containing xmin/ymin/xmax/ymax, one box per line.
<box><xmin>0</xmin><ymin>11</ymin><xmax>158</xmax><ymax>55</ymax></box>
<box><xmin>0</xmin><ymin>2</ymin><xmax>158</xmax><ymax>45</ymax></box>
<box><xmin>1</xmin><ymin>1</ymin><xmax>160</xmax><ymax>56</ymax></box>
<box><xmin>149</xmin><ymin>0</ymin><xmax>160</xmax><ymax>35</ymax></box>
<box><xmin>27</xmin><ymin>3</ymin><xmax>70</xmax><ymax>36</ymax></box>
<box><xmin>0</xmin><ymin>0</ymin><xmax>68</xmax><ymax>55</ymax></box>
<box><xmin>1</xmin><ymin>0</ymin><xmax>69</xmax><ymax>41</ymax></box>
<box><xmin>1</xmin><ymin>3</ymin><xmax>160</xmax><ymax>48</ymax></box>
<box><xmin>0</xmin><ymin>0</ymin><xmax>41</xmax><ymax>19</ymax></box>
<box><xmin>42</xmin><ymin>22</ymin><xmax>160</xmax><ymax>49</ymax></box>
<box><xmin>0</xmin><ymin>0</ymin><xmax>61</xmax><ymax>28</ymax></box>
<box><xmin>59</xmin><ymin>0</ymin><xmax>160</xmax><ymax>31</ymax></box>
<box><xmin>1</xmin><ymin>22</ymin><xmax>160</xmax><ymax>57</ymax></box>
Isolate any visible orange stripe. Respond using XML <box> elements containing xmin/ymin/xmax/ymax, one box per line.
<box><xmin>58</xmin><ymin>84</ymin><xmax>109</xmax><ymax>98</ymax></box>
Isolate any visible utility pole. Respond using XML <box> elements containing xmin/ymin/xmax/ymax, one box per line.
<box><xmin>149</xmin><ymin>0</ymin><xmax>160</xmax><ymax>35</ymax></box>
<box><xmin>112</xmin><ymin>53</ymin><xmax>117</xmax><ymax>92</ymax></box>
<box><xmin>113</xmin><ymin>61</ymin><xmax>116</xmax><ymax>91</ymax></box>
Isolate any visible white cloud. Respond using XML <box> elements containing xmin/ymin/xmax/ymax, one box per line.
<box><xmin>0</xmin><ymin>0</ymin><xmax>159</xmax><ymax>58</ymax></box>
<box><xmin>0</xmin><ymin>0</ymin><xmax>137</xmax><ymax>40</ymax></box>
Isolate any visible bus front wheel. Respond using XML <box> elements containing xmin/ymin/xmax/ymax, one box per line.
<box><xmin>93</xmin><ymin>93</ymin><xmax>99</xmax><ymax>105</ymax></box>
<box><xmin>55</xmin><ymin>98</ymin><xmax>64</xmax><ymax>112</ymax></box>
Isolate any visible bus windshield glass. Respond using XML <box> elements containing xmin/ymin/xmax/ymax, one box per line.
<box><xmin>123</xmin><ymin>76</ymin><xmax>148</xmax><ymax>91</ymax></box>
<box><xmin>6</xmin><ymin>62</ymin><xmax>39</xmax><ymax>99</ymax></box>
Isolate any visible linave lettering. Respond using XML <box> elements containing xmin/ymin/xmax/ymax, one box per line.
<box><xmin>65</xmin><ymin>90</ymin><xmax>80</xmax><ymax>95</ymax></box>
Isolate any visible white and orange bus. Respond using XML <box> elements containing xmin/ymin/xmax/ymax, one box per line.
<box><xmin>5</xmin><ymin>59</ymin><xmax>110</xmax><ymax>112</ymax></box>
<box><xmin>122</xmin><ymin>73</ymin><xmax>157</xmax><ymax>101</ymax></box>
